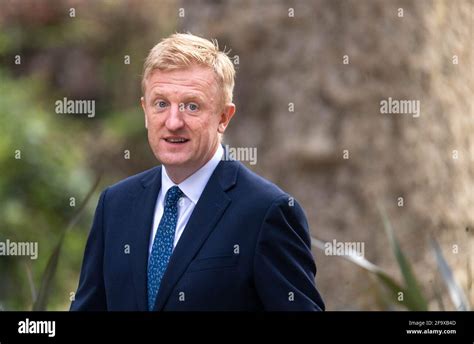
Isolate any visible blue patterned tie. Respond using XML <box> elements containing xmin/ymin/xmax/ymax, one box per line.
<box><xmin>147</xmin><ymin>185</ymin><xmax>183</xmax><ymax>311</ymax></box>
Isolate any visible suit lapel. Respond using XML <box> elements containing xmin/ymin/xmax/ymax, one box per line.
<box><xmin>129</xmin><ymin>166</ymin><xmax>162</xmax><ymax>311</ymax></box>
<box><xmin>154</xmin><ymin>160</ymin><xmax>239</xmax><ymax>311</ymax></box>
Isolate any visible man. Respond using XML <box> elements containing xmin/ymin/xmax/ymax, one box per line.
<box><xmin>71</xmin><ymin>33</ymin><xmax>324</xmax><ymax>311</ymax></box>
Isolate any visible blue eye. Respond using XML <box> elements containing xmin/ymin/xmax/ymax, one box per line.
<box><xmin>154</xmin><ymin>100</ymin><xmax>168</xmax><ymax>111</ymax></box>
<box><xmin>187</xmin><ymin>102</ymin><xmax>199</xmax><ymax>112</ymax></box>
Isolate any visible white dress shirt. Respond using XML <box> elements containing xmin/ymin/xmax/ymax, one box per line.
<box><xmin>148</xmin><ymin>144</ymin><xmax>224</xmax><ymax>255</ymax></box>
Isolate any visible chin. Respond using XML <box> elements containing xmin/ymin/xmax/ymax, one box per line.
<box><xmin>157</xmin><ymin>153</ymin><xmax>190</xmax><ymax>167</ymax></box>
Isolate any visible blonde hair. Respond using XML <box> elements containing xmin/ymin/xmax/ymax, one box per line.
<box><xmin>142</xmin><ymin>33</ymin><xmax>235</xmax><ymax>106</ymax></box>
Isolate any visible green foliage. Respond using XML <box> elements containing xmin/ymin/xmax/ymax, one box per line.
<box><xmin>0</xmin><ymin>1</ymin><xmax>174</xmax><ymax>310</ymax></box>
<box><xmin>430</xmin><ymin>237</ymin><xmax>470</xmax><ymax>311</ymax></box>
<box><xmin>32</xmin><ymin>176</ymin><xmax>101</xmax><ymax>311</ymax></box>
<box><xmin>378</xmin><ymin>205</ymin><xmax>428</xmax><ymax>310</ymax></box>
<box><xmin>311</xmin><ymin>207</ymin><xmax>471</xmax><ymax>311</ymax></box>
<box><xmin>0</xmin><ymin>71</ymin><xmax>95</xmax><ymax>310</ymax></box>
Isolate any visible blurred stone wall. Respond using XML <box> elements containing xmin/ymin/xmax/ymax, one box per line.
<box><xmin>179</xmin><ymin>0</ymin><xmax>473</xmax><ymax>309</ymax></box>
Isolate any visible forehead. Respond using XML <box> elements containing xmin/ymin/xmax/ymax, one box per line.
<box><xmin>145</xmin><ymin>65</ymin><xmax>218</xmax><ymax>99</ymax></box>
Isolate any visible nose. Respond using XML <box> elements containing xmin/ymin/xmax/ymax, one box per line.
<box><xmin>165</xmin><ymin>103</ymin><xmax>185</xmax><ymax>131</ymax></box>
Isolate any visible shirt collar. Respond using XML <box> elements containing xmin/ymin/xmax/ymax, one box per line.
<box><xmin>161</xmin><ymin>144</ymin><xmax>223</xmax><ymax>204</ymax></box>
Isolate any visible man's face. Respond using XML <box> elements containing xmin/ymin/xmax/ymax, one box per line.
<box><xmin>141</xmin><ymin>65</ymin><xmax>235</xmax><ymax>177</ymax></box>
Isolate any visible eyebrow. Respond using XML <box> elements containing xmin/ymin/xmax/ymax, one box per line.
<box><xmin>150</xmin><ymin>91</ymin><xmax>206</xmax><ymax>103</ymax></box>
<box><xmin>181</xmin><ymin>93</ymin><xmax>206</xmax><ymax>103</ymax></box>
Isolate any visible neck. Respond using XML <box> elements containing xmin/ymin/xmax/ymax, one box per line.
<box><xmin>165</xmin><ymin>144</ymin><xmax>219</xmax><ymax>184</ymax></box>
<box><xmin>165</xmin><ymin>167</ymin><xmax>194</xmax><ymax>184</ymax></box>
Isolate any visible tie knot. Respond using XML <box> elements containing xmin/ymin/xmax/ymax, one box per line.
<box><xmin>165</xmin><ymin>186</ymin><xmax>183</xmax><ymax>208</ymax></box>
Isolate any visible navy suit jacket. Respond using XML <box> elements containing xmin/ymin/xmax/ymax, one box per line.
<box><xmin>70</xmin><ymin>159</ymin><xmax>324</xmax><ymax>311</ymax></box>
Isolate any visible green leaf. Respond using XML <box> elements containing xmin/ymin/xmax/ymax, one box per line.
<box><xmin>32</xmin><ymin>175</ymin><xmax>101</xmax><ymax>311</ymax></box>
<box><xmin>430</xmin><ymin>237</ymin><xmax>470</xmax><ymax>311</ymax></box>
<box><xmin>377</xmin><ymin>204</ymin><xmax>428</xmax><ymax>310</ymax></box>
<box><xmin>311</xmin><ymin>237</ymin><xmax>408</xmax><ymax>309</ymax></box>
<box><xmin>32</xmin><ymin>233</ymin><xmax>65</xmax><ymax>311</ymax></box>
<box><xmin>24</xmin><ymin>261</ymin><xmax>37</xmax><ymax>306</ymax></box>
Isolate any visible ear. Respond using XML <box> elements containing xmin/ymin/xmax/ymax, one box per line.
<box><xmin>217</xmin><ymin>103</ymin><xmax>236</xmax><ymax>134</ymax></box>
<box><xmin>141</xmin><ymin>96</ymin><xmax>148</xmax><ymax>129</ymax></box>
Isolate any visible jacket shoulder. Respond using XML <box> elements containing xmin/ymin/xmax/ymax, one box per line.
<box><xmin>234</xmin><ymin>162</ymin><xmax>289</xmax><ymax>203</ymax></box>
<box><xmin>105</xmin><ymin>166</ymin><xmax>160</xmax><ymax>196</ymax></box>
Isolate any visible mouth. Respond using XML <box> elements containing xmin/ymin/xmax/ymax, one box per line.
<box><xmin>163</xmin><ymin>137</ymin><xmax>190</xmax><ymax>145</ymax></box>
